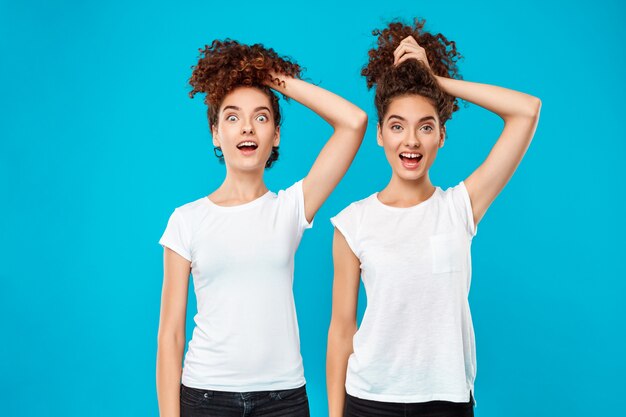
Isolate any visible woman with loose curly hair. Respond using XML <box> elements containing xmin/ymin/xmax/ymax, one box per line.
<box><xmin>156</xmin><ymin>39</ymin><xmax>367</xmax><ymax>417</ymax></box>
<box><xmin>327</xmin><ymin>19</ymin><xmax>540</xmax><ymax>417</ymax></box>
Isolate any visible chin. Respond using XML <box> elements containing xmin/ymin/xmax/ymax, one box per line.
<box><xmin>227</xmin><ymin>160</ymin><xmax>265</xmax><ymax>173</ymax></box>
<box><xmin>392</xmin><ymin>164</ymin><xmax>428</xmax><ymax>181</ymax></box>
<box><xmin>399</xmin><ymin>172</ymin><xmax>425</xmax><ymax>181</ymax></box>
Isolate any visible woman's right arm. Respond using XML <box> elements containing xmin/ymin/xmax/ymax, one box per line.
<box><xmin>327</xmin><ymin>229</ymin><xmax>361</xmax><ymax>417</ymax></box>
<box><xmin>157</xmin><ymin>248</ymin><xmax>191</xmax><ymax>417</ymax></box>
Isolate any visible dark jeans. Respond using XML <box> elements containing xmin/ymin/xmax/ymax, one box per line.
<box><xmin>344</xmin><ymin>392</ymin><xmax>474</xmax><ymax>417</ymax></box>
<box><xmin>180</xmin><ymin>383</ymin><xmax>310</xmax><ymax>417</ymax></box>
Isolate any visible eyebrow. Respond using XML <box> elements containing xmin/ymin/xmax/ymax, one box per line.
<box><xmin>387</xmin><ymin>115</ymin><xmax>437</xmax><ymax>123</ymax></box>
<box><xmin>222</xmin><ymin>105</ymin><xmax>271</xmax><ymax>113</ymax></box>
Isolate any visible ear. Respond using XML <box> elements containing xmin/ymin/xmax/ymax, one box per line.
<box><xmin>273</xmin><ymin>125</ymin><xmax>281</xmax><ymax>147</ymax></box>
<box><xmin>438</xmin><ymin>125</ymin><xmax>446</xmax><ymax>148</ymax></box>
<box><xmin>376</xmin><ymin>123</ymin><xmax>383</xmax><ymax>147</ymax></box>
<box><xmin>211</xmin><ymin>124</ymin><xmax>221</xmax><ymax>147</ymax></box>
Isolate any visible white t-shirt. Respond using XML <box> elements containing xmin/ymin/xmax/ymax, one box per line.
<box><xmin>159</xmin><ymin>180</ymin><xmax>313</xmax><ymax>392</ymax></box>
<box><xmin>330</xmin><ymin>182</ymin><xmax>477</xmax><ymax>403</ymax></box>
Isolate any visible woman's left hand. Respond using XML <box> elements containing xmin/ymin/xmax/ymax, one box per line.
<box><xmin>393</xmin><ymin>36</ymin><xmax>431</xmax><ymax>71</ymax></box>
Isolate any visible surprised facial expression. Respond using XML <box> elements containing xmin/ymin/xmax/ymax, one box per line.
<box><xmin>378</xmin><ymin>94</ymin><xmax>445</xmax><ymax>181</ymax></box>
<box><xmin>211</xmin><ymin>86</ymin><xmax>280</xmax><ymax>172</ymax></box>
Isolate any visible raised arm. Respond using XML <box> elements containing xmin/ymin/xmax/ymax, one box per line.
<box><xmin>396</xmin><ymin>36</ymin><xmax>541</xmax><ymax>225</ymax></box>
<box><xmin>435</xmin><ymin>77</ymin><xmax>540</xmax><ymax>225</ymax></box>
<box><xmin>156</xmin><ymin>248</ymin><xmax>190</xmax><ymax>417</ymax></box>
<box><xmin>269</xmin><ymin>75</ymin><xmax>368</xmax><ymax>223</ymax></box>
<box><xmin>327</xmin><ymin>229</ymin><xmax>361</xmax><ymax>417</ymax></box>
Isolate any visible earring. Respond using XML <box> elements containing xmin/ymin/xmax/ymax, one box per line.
<box><xmin>213</xmin><ymin>146</ymin><xmax>224</xmax><ymax>159</ymax></box>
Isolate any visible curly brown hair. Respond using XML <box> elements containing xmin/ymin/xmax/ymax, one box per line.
<box><xmin>189</xmin><ymin>39</ymin><xmax>302</xmax><ymax>127</ymax></box>
<box><xmin>362</xmin><ymin>19</ymin><xmax>462</xmax><ymax>126</ymax></box>
<box><xmin>188</xmin><ymin>39</ymin><xmax>302</xmax><ymax>168</ymax></box>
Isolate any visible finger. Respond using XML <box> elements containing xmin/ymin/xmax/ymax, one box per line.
<box><xmin>401</xmin><ymin>36</ymin><xmax>418</xmax><ymax>46</ymax></box>
<box><xmin>393</xmin><ymin>45</ymin><xmax>406</xmax><ymax>63</ymax></box>
<box><xmin>395</xmin><ymin>52</ymin><xmax>419</xmax><ymax>66</ymax></box>
<box><xmin>399</xmin><ymin>40</ymin><xmax>421</xmax><ymax>53</ymax></box>
<box><xmin>394</xmin><ymin>43</ymin><xmax>418</xmax><ymax>61</ymax></box>
<box><xmin>393</xmin><ymin>44</ymin><xmax>406</xmax><ymax>58</ymax></box>
<box><xmin>395</xmin><ymin>55</ymin><xmax>408</xmax><ymax>66</ymax></box>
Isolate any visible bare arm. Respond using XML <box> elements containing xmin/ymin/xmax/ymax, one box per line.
<box><xmin>327</xmin><ymin>229</ymin><xmax>361</xmax><ymax>417</ymax></box>
<box><xmin>156</xmin><ymin>248</ymin><xmax>190</xmax><ymax>417</ymax></box>
<box><xmin>435</xmin><ymin>76</ymin><xmax>540</xmax><ymax>225</ymax></box>
<box><xmin>396</xmin><ymin>37</ymin><xmax>541</xmax><ymax>225</ymax></box>
<box><xmin>269</xmin><ymin>75</ymin><xmax>367</xmax><ymax>223</ymax></box>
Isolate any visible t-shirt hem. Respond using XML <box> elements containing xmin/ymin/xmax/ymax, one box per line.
<box><xmin>295</xmin><ymin>179</ymin><xmax>314</xmax><ymax>230</ymax></box>
<box><xmin>182</xmin><ymin>376</ymin><xmax>306</xmax><ymax>393</ymax></box>
<box><xmin>458</xmin><ymin>181</ymin><xmax>478</xmax><ymax>237</ymax></box>
<box><xmin>330</xmin><ymin>217</ymin><xmax>358</xmax><ymax>257</ymax></box>
<box><xmin>159</xmin><ymin>240</ymin><xmax>191</xmax><ymax>262</ymax></box>
<box><xmin>346</xmin><ymin>385</ymin><xmax>473</xmax><ymax>403</ymax></box>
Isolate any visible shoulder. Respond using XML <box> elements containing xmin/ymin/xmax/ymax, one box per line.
<box><xmin>176</xmin><ymin>196</ymin><xmax>207</xmax><ymax>212</ymax></box>
<box><xmin>439</xmin><ymin>181</ymin><xmax>477</xmax><ymax>236</ymax></box>
<box><xmin>439</xmin><ymin>182</ymin><xmax>470</xmax><ymax>203</ymax></box>
<box><xmin>332</xmin><ymin>193</ymin><xmax>376</xmax><ymax>222</ymax></box>
<box><xmin>170</xmin><ymin>196</ymin><xmax>209</xmax><ymax>221</ymax></box>
<box><xmin>273</xmin><ymin>180</ymin><xmax>307</xmax><ymax>210</ymax></box>
<box><xmin>275</xmin><ymin>179</ymin><xmax>304</xmax><ymax>200</ymax></box>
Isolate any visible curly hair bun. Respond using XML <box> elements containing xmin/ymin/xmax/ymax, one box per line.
<box><xmin>362</xmin><ymin>18</ymin><xmax>462</xmax><ymax>124</ymax></box>
<box><xmin>188</xmin><ymin>39</ymin><xmax>302</xmax><ymax>106</ymax></box>
<box><xmin>362</xmin><ymin>18</ymin><xmax>461</xmax><ymax>89</ymax></box>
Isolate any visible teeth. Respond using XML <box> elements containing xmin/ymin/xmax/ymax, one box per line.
<box><xmin>400</xmin><ymin>152</ymin><xmax>421</xmax><ymax>159</ymax></box>
<box><xmin>238</xmin><ymin>141</ymin><xmax>257</xmax><ymax>148</ymax></box>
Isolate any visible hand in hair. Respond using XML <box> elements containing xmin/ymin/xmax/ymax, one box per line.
<box><xmin>394</xmin><ymin>36</ymin><xmax>431</xmax><ymax>71</ymax></box>
<box><xmin>265</xmin><ymin>71</ymin><xmax>287</xmax><ymax>89</ymax></box>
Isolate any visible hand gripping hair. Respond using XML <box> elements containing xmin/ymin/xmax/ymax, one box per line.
<box><xmin>188</xmin><ymin>39</ymin><xmax>302</xmax><ymax>128</ymax></box>
<box><xmin>362</xmin><ymin>18</ymin><xmax>463</xmax><ymax>125</ymax></box>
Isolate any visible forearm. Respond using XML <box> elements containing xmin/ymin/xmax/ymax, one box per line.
<box><xmin>327</xmin><ymin>326</ymin><xmax>356</xmax><ymax>417</ymax></box>
<box><xmin>269</xmin><ymin>75</ymin><xmax>367</xmax><ymax>131</ymax></box>
<box><xmin>156</xmin><ymin>337</ymin><xmax>185</xmax><ymax>417</ymax></box>
<box><xmin>435</xmin><ymin>75</ymin><xmax>541</xmax><ymax>121</ymax></box>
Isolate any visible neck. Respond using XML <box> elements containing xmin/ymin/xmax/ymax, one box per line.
<box><xmin>209</xmin><ymin>168</ymin><xmax>268</xmax><ymax>205</ymax></box>
<box><xmin>378</xmin><ymin>172</ymin><xmax>436</xmax><ymax>207</ymax></box>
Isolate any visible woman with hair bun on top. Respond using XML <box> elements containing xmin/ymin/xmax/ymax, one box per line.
<box><xmin>156</xmin><ymin>39</ymin><xmax>367</xmax><ymax>417</ymax></box>
<box><xmin>327</xmin><ymin>19</ymin><xmax>540</xmax><ymax>417</ymax></box>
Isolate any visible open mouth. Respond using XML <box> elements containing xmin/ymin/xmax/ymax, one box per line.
<box><xmin>399</xmin><ymin>152</ymin><xmax>423</xmax><ymax>167</ymax></box>
<box><xmin>236</xmin><ymin>141</ymin><xmax>258</xmax><ymax>152</ymax></box>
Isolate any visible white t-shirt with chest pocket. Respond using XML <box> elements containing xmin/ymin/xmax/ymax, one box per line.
<box><xmin>331</xmin><ymin>182</ymin><xmax>477</xmax><ymax>403</ymax></box>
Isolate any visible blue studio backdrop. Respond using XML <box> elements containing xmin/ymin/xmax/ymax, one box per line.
<box><xmin>1</xmin><ymin>0</ymin><xmax>625</xmax><ymax>416</ymax></box>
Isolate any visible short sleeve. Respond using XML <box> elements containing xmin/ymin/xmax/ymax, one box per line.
<box><xmin>282</xmin><ymin>179</ymin><xmax>314</xmax><ymax>232</ymax></box>
<box><xmin>450</xmin><ymin>181</ymin><xmax>478</xmax><ymax>238</ymax></box>
<box><xmin>159</xmin><ymin>209</ymin><xmax>192</xmax><ymax>262</ymax></box>
<box><xmin>330</xmin><ymin>204</ymin><xmax>360</xmax><ymax>258</ymax></box>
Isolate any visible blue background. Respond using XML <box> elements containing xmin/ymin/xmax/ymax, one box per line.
<box><xmin>1</xmin><ymin>0</ymin><xmax>625</xmax><ymax>416</ymax></box>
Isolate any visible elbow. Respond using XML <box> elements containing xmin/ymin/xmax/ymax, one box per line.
<box><xmin>339</xmin><ymin>109</ymin><xmax>368</xmax><ymax>134</ymax></box>
<box><xmin>157</xmin><ymin>329</ymin><xmax>186</xmax><ymax>350</ymax></box>
<box><xmin>505</xmin><ymin>96</ymin><xmax>541</xmax><ymax>123</ymax></box>
<box><xmin>328</xmin><ymin>319</ymin><xmax>358</xmax><ymax>341</ymax></box>
<box><xmin>525</xmin><ymin>96</ymin><xmax>542</xmax><ymax>120</ymax></box>
<box><xmin>355</xmin><ymin>109</ymin><xmax>369</xmax><ymax>131</ymax></box>
<box><xmin>531</xmin><ymin>96</ymin><xmax>542</xmax><ymax>117</ymax></box>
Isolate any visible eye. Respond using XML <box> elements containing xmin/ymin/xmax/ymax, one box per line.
<box><xmin>256</xmin><ymin>114</ymin><xmax>269</xmax><ymax>122</ymax></box>
<box><xmin>226</xmin><ymin>114</ymin><xmax>238</xmax><ymax>122</ymax></box>
<box><xmin>420</xmin><ymin>125</ymin><xmax>434</xmax><ymax>133</ymax></box>
<box><xmin>390</xmin><ymin>124</ymin><xmax>403</xmax><ymax>131</ymax></box>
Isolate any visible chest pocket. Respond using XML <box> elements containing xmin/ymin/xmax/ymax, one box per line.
<box><xmin>429</xmin><ymin>233</ymin><xmax>466</xmax><ymax>274</ymax></box>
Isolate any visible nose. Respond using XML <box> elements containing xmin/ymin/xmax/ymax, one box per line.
<box><xmin>241</xmin><ymin>123</ymin><xmax>254</xmax><ymax>135</ymax></box>
<box><xmin>404</xmin><ymin>131</ymin><xmax>421</xmax><ymax>148</ymax></box>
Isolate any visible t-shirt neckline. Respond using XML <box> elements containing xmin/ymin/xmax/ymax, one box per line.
<box><xmin>372</xmin><ymin>187</ymin><xmax>441</xmax><ymax>212</ymax></box>
<box><xmin>204</xmin><ymin>190</ymin><xmax>273</xmax><ymax>211</ymax></box>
